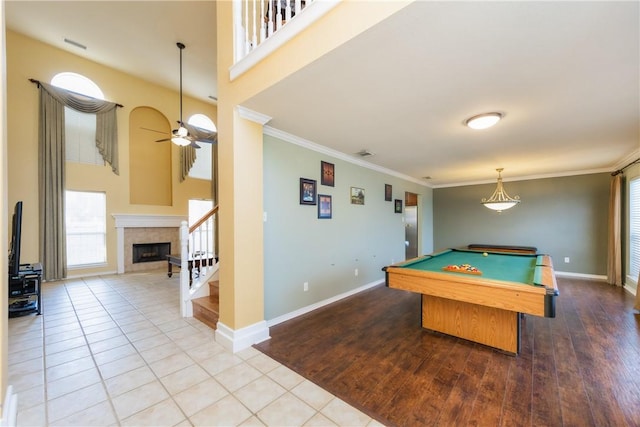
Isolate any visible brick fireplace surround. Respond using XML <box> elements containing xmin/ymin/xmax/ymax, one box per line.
<box><xmin>112</xmin><ymin>214</ymin><xmax>186</xmax><ymax>273</ymax></box>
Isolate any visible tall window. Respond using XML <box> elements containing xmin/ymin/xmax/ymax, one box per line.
<box><xmin>630</xmin><ymin>177</ymin><xmax>640</xmax><ymax>283</ymax></box>
<box><xmin>65</xmin><ymin>191</ymin><xmax>107</xmax><ymax>267</ymax></box>
<box><xmin>187</xmin><ymin>114</ymin><xmax>216</xmax><ymax>180</ymax></box>
<box><xmin>51</xmin><ymin>72</ymin><xmax>105</xmax><ymax>166</ymax></box>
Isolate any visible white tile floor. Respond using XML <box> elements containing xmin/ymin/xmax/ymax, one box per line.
<box><xmin>8</xmin><ymin>270</ymin><xmax>382</xmax><ymax>426</ymax></box>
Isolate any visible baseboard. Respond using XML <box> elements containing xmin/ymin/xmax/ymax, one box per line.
<box><xmin>1</xmin><ymin>385</ymin><xmax>18</xmax><ymax>427</ymax></box>
<box><xmin>266</xmin><ymin>279</ymin><xmax>384</xmax><ymax>328</ymax></box>
<box><xmin>554</xmin><ymin>271</ymin><xmax>607</xmax><ymax>281</ymax></box>
<box><xmin>215</xmin><ymin>320</ymin><xmax>270</xmax><ymax>353</ymax></box>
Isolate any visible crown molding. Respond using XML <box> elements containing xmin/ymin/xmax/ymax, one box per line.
<box><xmin>237</xmin><ymin>106</ymin><xmax>272</xmax><ymax>125</ymax></box>
<box><xmin>263</xmin><ymin>126</ymin><xmax>430</xmax><ymax>187</ymax></box>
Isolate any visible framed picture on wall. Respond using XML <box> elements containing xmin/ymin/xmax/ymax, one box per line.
<box><xmin>321</xmin><ymin>161</ymin><xmax>335</xmax><ymax>187</ymax></box>
<box><xmin>300</xmin><ymin>178</ymin><xmax>317</xmax><ymax>205</ymax></box>
<box><xmin>351</xmin><ymin>187</ymin><xmax>365</xmax><ymax>205</ymax></box>
<box><xmin>318</xmin><ymin>194</ymin><xmax>332</xmax><ymax>219</ymax></box>
<box><xmin>385</xmin><ymin>184</ymin><xmax>392</xmax><ymax>201</ymax></box>
<box><xmin>394</xmin><ymin>199</ymin><xmax>403</xmax><ymax>213</ymax></box>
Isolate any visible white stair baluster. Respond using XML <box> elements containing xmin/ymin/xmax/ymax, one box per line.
<box><xmin>260</xmin><ymin>0</ymin><xmax>266</xmax><ymax>43</ymax></box>
<box><xmin>276</xmin><ymin>0</ymin><xmax>282</xmax><ymax>30</ymax></box>
<box><xmin>285</xmin><ymin>0</ymin><xmax>292</xmax><ymax>21</ymax></box>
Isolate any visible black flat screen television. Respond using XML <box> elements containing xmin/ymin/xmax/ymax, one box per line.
<box><xmin>8</xmin><ymin>201</ymin><xmax>23</xmax><ymax>277</ymax></box>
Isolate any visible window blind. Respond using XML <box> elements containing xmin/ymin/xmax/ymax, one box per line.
<box><xmin>630</xmin><ymin>177</ymin><xmax>640</xmax><ymax>281</ymax></box>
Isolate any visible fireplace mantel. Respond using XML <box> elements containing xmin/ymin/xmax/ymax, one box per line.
<box><xmin>112</xmin><ymin>214</ymin><xmax>186</xmax><ymax>273</ymax></box>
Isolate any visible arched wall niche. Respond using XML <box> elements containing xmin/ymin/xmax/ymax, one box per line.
<box><xmin>129</xmin><ymin>107</ymin><xmax>173</xmax><ymax>206</ymax></box>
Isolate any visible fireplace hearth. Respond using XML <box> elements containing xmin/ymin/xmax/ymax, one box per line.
<box><xmin>132</xmin><ymin>242</ymin><xmax>171</xmax><ymax>264</ymax></box>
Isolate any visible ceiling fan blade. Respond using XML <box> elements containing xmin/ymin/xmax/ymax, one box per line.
<box><xmin>141</xmin><ymin>127</ymin><xmax>169</xmax><ymax>135</ymax></box>
<box><xmin>190</xmin><ymin>141</ymin><xmax>201</xmax><ymax>149</ymax></box>
<box><xmin>156</xmin><ymin>138</ymin><xmax>171</xmax><ymax>142</ymax></box>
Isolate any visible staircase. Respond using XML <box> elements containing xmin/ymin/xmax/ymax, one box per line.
<box><xmin>192</xmin><ymin>280</ymin><xmax>219</xmax><ymax>329</ymax></box>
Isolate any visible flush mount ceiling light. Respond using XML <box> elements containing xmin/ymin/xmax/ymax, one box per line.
<box><xmin>481</xmin><ymin>168</ymin><xmax>520</xmax><ymax>212</ymax></box>
<box><xmin>465</xmin><ymin>112</ymin><xmax>503</xmax><ymax>130</ymax></box>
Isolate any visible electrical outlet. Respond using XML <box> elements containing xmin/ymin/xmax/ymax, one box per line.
<box><xmin>564</xmin><ymin>257</ymin><xmax>570</xmax><ymax>263</ymax></box>
<box><xmin>303</xmin><ymin>282</ymin><xmax>308</xmax><ymax>292</ymax></box>
<box><xmin>355</xmin><ymin>268</ymin><xmax>359</xmax><ymax>277</ymax></box>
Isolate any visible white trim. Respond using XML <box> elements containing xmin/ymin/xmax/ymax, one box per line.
<box><xmin>112</xmin><ymin>214</ymin><xmax>185</xmax><ymax>274</ymax></box>
<box><xmin>613</xmin><ymin>148</ymin><xmax>640</xmax><ymax>171</ymax></box>
<box><xmin>237</xmin><ymin>106</ymin><xmax>272</xmax><ymax>125</ymax></box>
<box><xmin>432</xmin><ymin>168</ymin><xmax>617</xmax><ymax>189</ymax></box>
<box><xmin>263</xmin><ymin>126</ymin><xmax>429</xmax><ymax>187</ymax></box>
<box><xmin>554</xmin><ymin>271</ymin><xmax>607</xmax><ymax>281</ymax></box>
<box><xmin>112</xmin><ymin>214</ymin><xmax>185</xmax><ymax>228</ymax></box>
<box><xmin>230</xmin><ymin>0</ymin><xmax>341</xmax><ymax>80</ymax></box>
<box><xmin>1</xmin><ymin>386</ymin><xmax>18</xmax><ymax>427</ymax></box>
<box><xmin>215</xmin><ymin>320</ymin><xmax>270</xmax><ymax>353</ymax></box>
<box><xmin>267</xmin><ymin>279</ymin><xmax>384</xmax><ymax>327</ymax></box>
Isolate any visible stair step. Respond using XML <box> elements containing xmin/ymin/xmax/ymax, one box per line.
<box><xmin>192</xmin><ymin>295</ymin><xmax>219</xmax><ymax>330</ymax></box>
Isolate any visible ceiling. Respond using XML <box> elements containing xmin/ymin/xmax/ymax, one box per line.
<box><xmin>5</xmin><ymin>1</ymin><xmax>639</xmax><ymax>187</ymax></box>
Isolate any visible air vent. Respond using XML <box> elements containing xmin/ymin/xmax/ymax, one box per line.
<box><xmin>356</xmin><ymin>150</ymin><xmax>375</xmax><ymax>157</ymax></box>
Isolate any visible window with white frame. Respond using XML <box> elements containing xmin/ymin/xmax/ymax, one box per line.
<box><xmin>187</xmin><ymin>114</ymin><xmax>216</xmax><ymax>180</ymax></box>
<box><xmin>51</xmin><ymin>72</ymin><xmax>105</xmax><ymax>166</ymax></box>
<box><xmin>189</xmin><ymin>199</ymin><xmax>214</xmax><ymax>257</ymax></box>
<box><xmin>65</xmin><ymin>191</ymin><xmax>107</xmax><ymax>267</ymax></box>
<box><xmin>630</xmin><ymin>177</ymin><xmax>640</xmax><ymax>283</ymax></box>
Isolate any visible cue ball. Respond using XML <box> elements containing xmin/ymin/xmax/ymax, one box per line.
<box><xmin>483</xmin><ymin>252</ymin><xmax>488</xmax><ymax>257</ymax></box>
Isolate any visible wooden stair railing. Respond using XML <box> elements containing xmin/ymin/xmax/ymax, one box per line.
<box><xmin>179</xmin><ymin>205</ymin><xmax>219</xmax><ymax>318</ymax></box>
<box><xmin>170</xmin><ymin>205</ymin><xmax>219</xmax><ymax>286</ymax></box>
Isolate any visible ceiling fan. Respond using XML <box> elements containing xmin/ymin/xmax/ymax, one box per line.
<box><xmin>148</xmin><ymin>42</ymin><xmax>217</xmax><ymax>149</ymax></box>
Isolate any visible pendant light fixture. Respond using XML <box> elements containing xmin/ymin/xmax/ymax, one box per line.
<box><xmin>481</xmin><ymin>168</ymin><xmax>520</xmax><ymax>212</ymax></box>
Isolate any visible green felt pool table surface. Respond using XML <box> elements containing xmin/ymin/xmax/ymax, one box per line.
<box><xmin>399</xmin><ymin>249</ymin><xmax>546</xmax><ymax>286</ymax></box>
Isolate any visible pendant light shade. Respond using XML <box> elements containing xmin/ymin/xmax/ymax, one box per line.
<box><xmin>481</xmin><ymin>168</ymin><xmax>520</xmax><ymax>212</ymax></box>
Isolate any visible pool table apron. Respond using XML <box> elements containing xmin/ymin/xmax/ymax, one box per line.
<box><xmin>386</xmin><ymin>264</ymin><xmax>557</xmax><ymax>355</ymax></box>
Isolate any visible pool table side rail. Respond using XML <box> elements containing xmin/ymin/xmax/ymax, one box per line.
<box><xmin>385</xmin><ymin>266</ymin><xmax>555</xmax><ymax>317</ymax></box>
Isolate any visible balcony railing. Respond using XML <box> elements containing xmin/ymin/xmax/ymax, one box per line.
<box><xmin>232</xmin><ymin>0</ymin><xmax>340</xmax><ymax>79</ymax></box>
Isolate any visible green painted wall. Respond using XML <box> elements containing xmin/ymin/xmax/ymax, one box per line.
<box><xmin>433</xmin><ymin>173</ymin><xmax>610</xmax><ymax>275</ymax></box>
<box><xmin>263</xmin><ymin>134</ymin><xmax>432</xmax><ymax>320</ymax></box>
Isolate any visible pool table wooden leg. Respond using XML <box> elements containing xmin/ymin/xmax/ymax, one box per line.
<box><xmin>421</xmin><ymin>294</ymin><xmax>520</xmax><ymax>355</ymax></box>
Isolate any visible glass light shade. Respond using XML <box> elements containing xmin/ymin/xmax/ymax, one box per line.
<box><xmin>177</xmin><ymin>126</ymin><xmax>188</xmax><ymax>137</ymax></box>
<box><xmin>466</xmin><ymin>113</ymin><xmax>502</xmax><ymax>130</ymax></box>
<box><xmin>171</xmin><ymin>136</ymin><xmax>192</xmax><ymax>146</ymax></box>
<box><xmin>481</xmin><ymin>169</ymin><xmax>520</xmax><ymax>212</ymax></box>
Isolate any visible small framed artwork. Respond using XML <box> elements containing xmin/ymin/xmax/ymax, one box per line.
<box><xmin>385</xmin><ymin>184</ymin><xmax>392</xmax><ymax>201</ymax></box>
<box><xmin>351</xmin><ymin>187</ymin><xmax>365</xmax><ymax>205</ymax></box>
<box><xmin>321</xmin><ymin>161</ymin><xmax>335</xmax><ymax>187</ymax></box>
<box><xmin>318</xmin><ymin>194</ymin><xmax>332</xmax><ymax>219</ymax></box>
<box><xmin>394</xmin><ymin>199</ymin><xmax>403</xmax><ymax>213</ymax></box>
<box><xmin>300</xmin><ymin>178</ymin><xmax>317</xmax><ymax>205</ymax></box>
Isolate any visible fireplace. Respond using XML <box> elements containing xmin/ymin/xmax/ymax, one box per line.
<box><xmin>112</xmin><ymin>214</ymin><xmax>186</xmax><ymax>273</ymax></box>
<box><xmin>132</xmin><ymin>242</ymin><xmax>171</xmax><ymax>263</ymax></box>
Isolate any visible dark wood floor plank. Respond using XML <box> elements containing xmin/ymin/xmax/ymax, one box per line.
<box><xmin>254</xmin><ymin>279</ymin><xmax>640</xmax><ymax>426</ymax></box>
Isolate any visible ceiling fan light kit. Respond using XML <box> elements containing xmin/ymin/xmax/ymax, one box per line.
<box><xmin>481</xmin><ymin>168</ymin><xmax>520</xmax><ymax>212</ymax></box>
<box><xmin>465</xmin><ymin>112</ymin><xmax>503</xmax><ymax>130</ymax></box>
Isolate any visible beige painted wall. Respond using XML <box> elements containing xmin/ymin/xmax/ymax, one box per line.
<box><xmin>1</xmin><ymin>0</ymin><xmax>8</xmax><ymax>409</ymax></box>
<box><xmin>6</xmin><ymin>30</ymin><xmax>216</xmax><ymax>277</ymax></box>
<box><xmin>215</xmin><ymin>1</ymin><xmax>411</xmax><ymax>330</ymax></box>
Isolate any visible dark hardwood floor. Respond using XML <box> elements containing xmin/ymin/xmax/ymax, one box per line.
<box><xmin>254</xmin><ymin>278</ymin><xmax>640</xmax><ymax>426</ymax></box>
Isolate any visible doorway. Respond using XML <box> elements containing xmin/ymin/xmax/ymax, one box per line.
<box><xmin>405</xmin><ymin>192</ymin><xmax>419</xmax><ymax>259</ymax></box>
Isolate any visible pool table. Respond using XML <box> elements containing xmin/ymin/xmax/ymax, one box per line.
<box><xmin>384</xmin><ymin>247</ymin><xmax>558</xmax><ymax>355</ymax></box>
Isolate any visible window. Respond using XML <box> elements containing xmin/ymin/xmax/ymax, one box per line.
<box><xmin>189</xmin><ymin>199</ymin><xmax>214</xmax><ymax>256</ymax></box>
<box><xmin>630</xmin><ymin>177</ymin><xmax>640</xmax><ymax>283</ymax></box>
<box><xmin>65</xmin><ymin>191</ymin><xmax>107</xmax><ymax>267</ymax></box>
<box><xmin>187</xmin><ymin>114</ymin><xmax>216</xmax><ymax>180</ymax></box>
<box><xmin>51</xmin><ymin>72</ymin><xmax>105</xmax><ymax>166</ymax></box>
